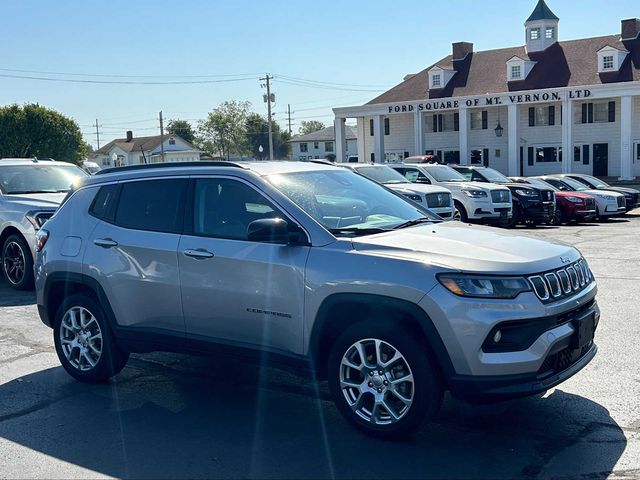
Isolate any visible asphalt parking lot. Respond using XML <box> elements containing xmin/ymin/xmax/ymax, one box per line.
<box><xmin>1</xmin><ymin>214</ymin><xmax>639</xmax><ymax>479</ymax></box>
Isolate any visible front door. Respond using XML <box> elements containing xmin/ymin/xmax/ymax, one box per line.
<box><xmin>593</xmin><ymin>144</ymin><xmax>609</xmax><ymax>177</ymax></box>
<box><xmin>178</xmin><ymin>177</ymin><xmax>310</xmax><ymax>355</ymax></box>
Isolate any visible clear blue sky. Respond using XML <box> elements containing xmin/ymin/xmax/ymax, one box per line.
<box><xmin>1</xmin><ymin>0</ymin><xmax>638</xmax><ymax>148</ymax></box>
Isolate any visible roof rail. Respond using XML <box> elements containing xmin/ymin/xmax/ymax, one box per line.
<box><xmin>307</xmin><ymin>159</ymin><xmax>337</xmax><ymax>166</ymax></box>
<box><xmin>95</xmin><ymin>161</ymin><xmax>246</xmax><ymax>176</ymax></box>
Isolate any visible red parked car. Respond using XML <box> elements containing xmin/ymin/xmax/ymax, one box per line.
<box><xmin>510</xmin><ymin>177</ymin><xmax>596</xmax><ymax>225</ymax></box>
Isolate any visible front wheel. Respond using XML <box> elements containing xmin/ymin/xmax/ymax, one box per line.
<box><xmin>2</xmin><ymin>234</ymin><xmax>34</xmax><ymax>290</ymax></box>
<box><xmin>328</xmin><ymin>322</ymin><xmax>443</xmax><ymax>438</ymax></box>
<box><xmin>53</xmin><ymin>294</ymin><xmax>129</xmax><ymax>383</ymax></box>
<box><xmin>550</xmin><ymin>208</ymin><xmax>564</xmax><ymax>226</ymax></box>
<box><xmin>453</xmin><ymin>201</ymin><xmax>468</xmax><ymax>222</ymax></box>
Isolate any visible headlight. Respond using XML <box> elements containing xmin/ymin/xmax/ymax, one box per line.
<box><xmin>514</xmin><ymin>189</ymin><xmax>539</xmax><ymax>197</ymax></box>
<box><xmin>565</xmin><ymin>196</ymin><xmax>584</xmax><ymax>203</ymax></box>
<box><xmin>438</xmin><ymin>274</ymin><xmax>531</xmax><ymax>299</ymax></box>
<box><xmin>25</xmin><ymin>211</ymin><xmax>55</xmax><ymax>230</ymax></box>
<box><xmin>462</xmin><ymin>189</ymin><xmax>488</xmax><ymax>198</ymax></box>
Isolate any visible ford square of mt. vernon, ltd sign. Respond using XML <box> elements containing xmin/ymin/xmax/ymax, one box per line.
<box><xmin>387</xmin><ymin>89</ymin><xmax>592</xmax><ymax>114</ymax></box>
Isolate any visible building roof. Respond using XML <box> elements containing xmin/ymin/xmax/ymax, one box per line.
<box><xmin>290</xmin><ymin>125</ymin><xmax>357</xmax><ymax>143</ymax></box>
<box><xmin>367</xmin><ymin>35</ymin><xmax>640</xmax><ymax>104</ymax></box>
<box><xmin>94</xmin><ymin>134</ymin><xmax>195</xmax><ymax>155</ymax></box>
<box><xmin>526</xmin><ymin>0</ymin><xmax>559</xmax><ymax>22</ymax></box>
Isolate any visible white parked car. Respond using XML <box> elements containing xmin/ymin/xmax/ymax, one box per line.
<box><xmin>344</xmin><ymin>164</ymin><xmax>455</xmax><ymax>219</ymax></box>
<box><xmin>391</xmin><ymin>163</ymin><xmax>512</xmax><ymax>224</ymax></box>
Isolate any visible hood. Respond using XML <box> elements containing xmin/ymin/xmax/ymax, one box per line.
<box><xmin>581</xmin><ymin>189</ymin><xmax>623</xmax><ymax>199</ymax></box>
<box><xmin>444</xmin><ymin>181</ymin><xmax>510</xmax><ymax>192</ymax></box>
<box><xmin>555</xmin><ymin>191</ymin><xmax>592</xmax><ymax>199</ymax></box>
<box><xmin>2</xmin><ymin>192</ymin><xmax>67</xmax><ymax>209</ymax></box>
<box><xmin>351</xmin><ymin>221</ymin><xmax>579</xmax><ymax>275</ymax></box>
<box><xmin>388</xmin><ymin>183</ymin><xmax>450</xmax><ymax>195</ymax></box>
<box><xmin>597</xmin><ymin>186</ymin><xmax>638</xmax><ymax>196</ymax></box>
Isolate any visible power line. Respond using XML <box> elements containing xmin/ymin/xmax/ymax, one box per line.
<box><xmin>274</xmin><ymin>73</ymin><xmax>391</xmax><ymax>89</ymax></box>
<box><xmin>0</xmin><ymin>67</ymin><xmax>261</xmax><ymax>79</ymax></box>
<box><xmin>274</xmin><ymin>78</ymin><xmax>384</xmax><ymax>92</ymax></box>
<box><xmin>0</xmin><ymin>73</ymin><xmax>258</xmax><ymax>85</ymax></box>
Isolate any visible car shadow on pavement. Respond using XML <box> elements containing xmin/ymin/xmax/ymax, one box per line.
<box><xmin>0</xmin><ymin>354</ymin><xmax>627</xmax><ymax>479</ymax></box>
<box><xmin>0</xmin><ymin>279</ymin><xmax>36</xmax><ymax>307</ymax></box>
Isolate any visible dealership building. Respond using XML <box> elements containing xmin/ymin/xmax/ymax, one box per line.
<box><xmin>333</xmin><ymin>0</ymin><xmax>640</xmax><ymax>179</ymax></box>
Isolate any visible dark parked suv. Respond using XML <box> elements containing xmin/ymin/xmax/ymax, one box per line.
<box><xmin>452</xmin><ymin>166</ymin><xmax>555</xmax><ymax>227</ymax></box>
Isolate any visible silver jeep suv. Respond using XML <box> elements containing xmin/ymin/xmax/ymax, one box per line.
<box><xmin>0</xmin><ymin>158</ymin><xmax>87</xmax><ymax>289</ymax></box>
<box><xmin>35</xmin><ymin>161</ymin><xmax>599</xmax><ymax>438</ymax></box>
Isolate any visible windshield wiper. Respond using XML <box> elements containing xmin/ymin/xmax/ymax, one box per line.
<box><xmin>393</xmin><ymin>217</ymin><xmax>438</xmax><ymax>230</ymax></box>
<box><xmin>7</xmin><ymin>190</ymin><xmax>61</xmax><ymax>194</ymax></box>
<box><xmin>328</xmin><ymin>227</ymin><xmax>390</xmax><ymax>236</ymax></box>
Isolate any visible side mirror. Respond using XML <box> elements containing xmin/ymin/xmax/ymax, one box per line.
<box><xmin>247</xmin><ymin>218</ymin><xmax>308</xmax><ymax>245</ymax></box>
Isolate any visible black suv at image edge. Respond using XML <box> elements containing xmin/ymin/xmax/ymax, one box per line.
<box><xmin>452</xmin><ymin>166</ymin><xmax>556</xmax><ymax>227</ymax></box>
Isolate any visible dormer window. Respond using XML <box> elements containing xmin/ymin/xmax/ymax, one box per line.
<box><xmin>510</xmin><ymin>65</ymin><xmax>522</xmax><ymax>80</ymax></box>
<box><xmin>602</xmin><ymin>55</ymin><xmax>614</xmax><ymax>70</ymax></box>
<box><xmin>530</xmin><ymin>28</ymin><xmax>540</xmax><ymax>40</ymax></box>
<box><xmin>432</xmin><ymin>74</ymin><xmax>441</xmax><ymax>88</ymax></box>
<box><xmin>545</xmin><ymin>27</ymin><xmax>554</xmax><ymax>39</ymax></box>
<box><xmin>506</xmin><ymin>55</ymin><xmax>536</xmax><ymax>82</ymax></box>
<box><xmin>428</xmin><ymin>66</ymin><xmax>455</xmax><ymax>89</ymax></box>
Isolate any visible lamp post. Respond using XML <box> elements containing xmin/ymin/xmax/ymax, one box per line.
<box><xmin>495</xmin><ymin>110</ymin><xmax>504</xmax><ymax>137</ymax></box>
<box><xmin>258</xmin><ymin>145</ymin><xmax>264</xmax><ymax>161</ymax></box>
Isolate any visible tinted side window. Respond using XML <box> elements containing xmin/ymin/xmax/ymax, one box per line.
<box><xmin>192</xmin><ymin>178</ymin><xmax>283</xmax><ymax>241</ymax></box>
<box><xmin>89</xmin><ymin>184</ymin><xmax>120</xmax><ymax>221</ymax></box>
<box><xmin>114</xmin><ymin>179</ymin><xmax>186</xmax><ymax>233</ymax></box>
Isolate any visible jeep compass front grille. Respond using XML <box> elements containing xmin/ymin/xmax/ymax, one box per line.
<box><xmin>491</xmin><ymin>190</ymin><xmax>510</xmax><ymax>203</ymax></box>
<box><xmin>426</xmin><ymin>192</ymin><xmax>451</xmax><ymax>208</ymax></box>
<box><xmin>528</xmin><ymin>259</ymin><xmax>593</xmax><ymax>303</ymax></box>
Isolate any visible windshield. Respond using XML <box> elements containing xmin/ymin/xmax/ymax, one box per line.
<box><xmin>519</xmin><ymin>178</ymin><xmax>558</xmax><ymax>191</ymax></box>
<box><xmin>480</xmin><ymin>168</ymin><xmax>511</xmax><ymax>183</ymax></box>
<box><xmin>353</xmin><ymin>165</ymin><xmax>407</xmax><ymax>185</ymax></box>
<box><xmin>560</xmin><ymin>177</ymin><xmax>589</xmax><ymax>191</ymax></box>
<box><xmin>424</xmin><ymin>165</ymin><xmax>466</xmax><ymax>182</ymax></box>
<box><xmin>0</xmin><ymin>164</ymin><xmax>88</xmax><ymax>194</ymax></box>
<box><xmin>579</xmin><ymin>176</ymin><xmax>609</xmax><ymax>189</ymax></box>
<box><xmin>267</xmin><ymin>170</ymin><xmax>439</xmax><ymax>235</ymax></box>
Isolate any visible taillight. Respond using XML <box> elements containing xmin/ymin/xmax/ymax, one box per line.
<box><xmin>35</xmin><ymin>229</ymin><xmax>49</xmax><ymax>253</ymax></box>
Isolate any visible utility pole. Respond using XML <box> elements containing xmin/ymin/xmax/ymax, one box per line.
<box><xmin>287</xmin><ymin>104</ymin><xmax>292</xmax><ymax>134</ymax></box>
<box><xmin>95</xmin><ymin>119</ymin><xmax>100</xmax><ymax>149</ymax></box>
<box><xmin>260</xmin><ymin>74</ymin><xmax>274</xmax><ymax>160</ymax></box>
<box><xmin>159</xmin><ymin>110</ymin><xmax>165</xmax><ymax>163</ymax></box>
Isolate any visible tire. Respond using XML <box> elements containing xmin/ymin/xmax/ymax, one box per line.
<box><xmin>2</xmin><ymin>234</ymin><xmax>34</xmax><ymax>290</ymax></box>
<box><xmin>53</xmin><ymin>294</ymin><xmax>129</xmax><ymax>383</ymax></box>
<box><xmin>550</xmin><ymin>208</ymin><xmax>564</xmax><ymax>226</ymax></box>
<box><xmin>453</xmin><ymin>201</ymin><xmax>468</xmax><ymax>222</ymax></box>
<box><xmin>505</xmin><ymin>204</ymin><xmax>520</xmax><ymax>228</ymax></box>
<box><xmin>327</xmin><ymin>321</ymin><xmax>443</xmax><ymax>438</ymax></box>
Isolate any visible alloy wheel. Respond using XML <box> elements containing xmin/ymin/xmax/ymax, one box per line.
<box><xmin>339</xmin><ymin>338</ymin><xmax>414</xmax><ymax>426</ymax></box>
<box><xmin>59</xmin><ymin>306</ymin><xmax>103</xmax><ymax>371</ymax></box>
<box><xmin>3</xmin><ymin>241</ymin><xmax>26</xmax><ymax>285</ymax></box>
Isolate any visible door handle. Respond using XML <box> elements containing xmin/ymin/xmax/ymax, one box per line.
<box><xmin>184</xmin><ymin>248</ymin><xmax>214</xmax><ymax>259</ymax></box>
<box><xmin>94</xmin><ymin>238</ymin><xmax>118</xmax><ymax>248</ymax></box>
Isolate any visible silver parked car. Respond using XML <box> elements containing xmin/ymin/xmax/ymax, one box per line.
<box><xmin>35</xmin><ymin>161</ymin><xmax>599</xmax><ymax>438</ymax></box>
<box><xmin>0</xmin><ymin>158</ymin><xmax>88</xmax><ymax>289</ymax></box>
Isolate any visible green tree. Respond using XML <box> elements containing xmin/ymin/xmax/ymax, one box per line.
<box><xmin>245</xmin><ymin>113</ymin><xmax>290</xmax><ymax>159</ymax></box>
<box><xmin>299</xmin><ymin>120</ymin><xmax>325</xmax><ymax>135</ymax></box>
<box><xmin>197</xmin><ymin>100</ymin><xmax>251</xmax><ymax>160</ymax></box>
<box><xmin>166</xmin><ymin>119</ymin><xmax>196</xmax><ymax>144</ymax></box>
<box><xmin>0</xmin><ymin>103</ymin><xmax>88</xmax><ymax>164</ymax></box>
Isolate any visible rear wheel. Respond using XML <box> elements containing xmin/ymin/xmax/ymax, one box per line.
<box><xmin>2</xmin><ymin>234</ymin><xmax>34</xmax><ymax>290</ymax></box>
<box><xmin>53</xmin><ymin>294</ymin><xmax>129</xmax><ymax>383</ymax></box>
<box><xmin>328</xmin><ymin>321</ymin><xmax>443</xmax><ymax>438</ymax></box>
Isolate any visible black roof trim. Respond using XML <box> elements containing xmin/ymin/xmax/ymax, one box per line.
<box><xmin>95</xmin><ymin>161</ymin><xmax>246</xmax><ymax>176</ymax></box>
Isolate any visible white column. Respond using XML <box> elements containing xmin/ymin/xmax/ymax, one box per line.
<box><xmin>356</xmin><ymin>118</ymin><xmax>366</xmax><ymax>163</ymax></box>
<box><xmin>620</xmin><ymin>95</ymin><xmax>634</xmax><ymax>180</ymax></box>
<box><xmin>458</xmin><ymin>107</ymin><xmax>469</xmax><ymax>165</ymax></box>
<box><xmin>507</xmin><ymin>104</ymin><xmax>519</xmax><ymax>176</ymax></box>
<box><xmin>334</xmin><ymin>117</ymin><xmax>346</xmax><ymax>163</ymax></box>
<box><xmin>373</xmin><ymin>115</ymin><xmax>385</xmax><ymax>163</ymax></box>
<box><xmin>413</xmin><ymin>111</ymin><xmax>424</xmax><ymax>156</ymax></box>
<box><xmin>561</xmin><ymin>99</ymin><xmax>573</xmax><ymax>174</ymax></box>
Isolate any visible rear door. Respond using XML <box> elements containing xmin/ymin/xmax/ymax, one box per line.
<box><xmin>84</xmin><ymin>178</ymin><xmax>187</xmax><ymax>335</ymax></box>
<box><xmin>178</xmin><ymin>176</ymin><xmax>310</xmax><ymax>355</ymax></box>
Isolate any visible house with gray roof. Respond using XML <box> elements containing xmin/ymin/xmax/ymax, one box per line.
<box><xmin>92</xmin><ymin>130</ymin><xmax>201</xmax><ymax>167</ymax></box>
<box><xmin>290</xmin><ymin>125</ymin><xmax>358</xmax><ymax>161</ymax></box>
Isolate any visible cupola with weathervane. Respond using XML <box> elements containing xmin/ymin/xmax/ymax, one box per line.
<box><xmin>524</xmin><ymin>0</ymin><xmax>559</xmax><ymax>53</ymax></box>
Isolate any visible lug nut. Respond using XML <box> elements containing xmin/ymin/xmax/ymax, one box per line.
<box><xmin>378</xmin><ymin>371</ymin><xmax>383</xmax><ymax>375</ymax></box>
<box><xmin>369</xmin><ymin>371</ymin><xmax>374</xmax><ymax>377</ymax></box>
<box><xmin>377</xmin><ymin>388</ymin><xmax>383</xmax><ymax>393</ymax></box>
<box><xmin>368</xmin><ymin>382</ymin><xmax>373</xmax><ymax>387</ymax></box>
<box><xmin>383</xmin><ymin>380</ymin><xmax>388</xmax><ymax>386</ymax></box>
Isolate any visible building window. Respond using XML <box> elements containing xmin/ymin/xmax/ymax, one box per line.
<box><xmin>470</xmin><ymin>111</ymin><xmax>488</xmax><ymax>130</ymax></box>
<box><xmin>384</xmin><ymin>118</ymin><xmax>390</xmax><ymax>135</ymax></box>
<box><xmin>574</xmin><ymin>146</ymin><xmax>581</xmax><ymax>162</ymax></box>
<box><xmin>300</xmin><ymin>143</ymin><xmax>308</xmax><ymax>152</ymax></box>
<box><xmin>431</xmin><ymin>113</ymin><xmax>459</xmax><ymax>133</ymax></box>
<box><xmin>313</xmin><ymin>141</ymin><xmax>319</xmax><ymax>149</ymax></box>
<box><xmin>602</xmin><ymin>55</ymin><xmax>614</xmax><ymax>70</ymax></box>
<box><xmin>168</xmin><ymin>137</ymin><xmax>176</xmax><ymax>145</ymax></box>
<box><xmin>369</xmin><ymin>119</ymin><xmax>374</xmax><ymax>136</ymax></box>
<box><xmin>535</xmin><ymin>147</ymin><xmax>560</xmax><ymax>163</ymax></box>
<box><xmin>325</xmin><ymin>142</ymin><xmax>334</xmax><ymax>152</ymax></box>
<box><xmin>530</xmin><ymin>28</ymin><xmax>540</xmax><ymax>40</ymax></box>
<box><xmin>443</xmin><ymin>150</ymin><xmax>460</xmax><ymax>164</ymax></box>
<box><xmin>432</xmin><ymin>74</ymin><xmax>441</xmax><ymax>88</ymax></box>
<box><xmin>510</xmin><ymin>65</ymin><xmax>522</xmax><ymax>80</ymax></box>
<box><xmin>545</xmin><ymin>27</ymin><xmax>554</xmax><ymax>39</ymax></box>
<box><xmin>299</xmin><ymin>156</ymin><xmax>306</xmax><ymax>161</ymax></box>
<box><xmin>535</xmin><ymin>106</ymin><xmax>549</xmax><ymax>126</ymax></box>
<box><xmin>529</xmin><ymin>106</ymin><xmax>556</xmax><ymax>127</ymax></box>
<box><xmin>580</xmin><ymin>102</ymin><xmax>615</xmax><ymax>124</ymax></box>
<box><xmin>636</xmin><ymin>144</ymin><xmax>640</xmax><ymax>163</ymax></box>
<box><xmin>470</xmin><ymin>149</ymin><xmax>483</xmax><ymax>165</ymax></box>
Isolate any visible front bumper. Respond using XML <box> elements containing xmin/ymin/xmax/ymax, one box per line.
<box><xmin>430</xmin><ymin>206</ymin><xmax>455</xmax><ymax>220</ymax></box>
<box><xmin>467</xmin><ymin>200</ymin><xmax>512</xmax><ymax>221</ymax></box>
<box><xmin>521</xmin><ymin>200</ymin><xmax>555</xmax><ymax>223</ymax></box>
